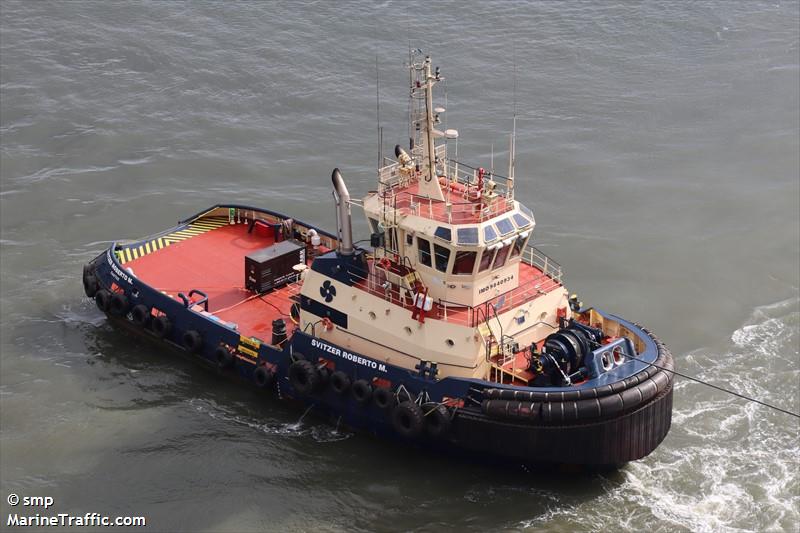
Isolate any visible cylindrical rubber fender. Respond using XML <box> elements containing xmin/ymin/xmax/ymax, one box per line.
<box><xmin>95</xmin><ymin>289</ymin><xmax>111</xmax><ymax>312</ymax></box>
<box><xmin>422</xmin><ymin>402</ymin><xmax>451</xmax><ymax>439</ymax></box>
<box><xmin>351</xmin><ymin>379</ymin><xmax>373</xmax><ymax>404</ymax></box>
<box><xmin>109</xmin><ymin>292</ymin><xmax>130</xmax><ymax>316</ymax></box>
<box><xmin>484</xmin><ymin>337</ymin><xmax>674</xmax><ymax>403</ymax></box>
<box><xmin>254</xmin><ymin>365</ymin><xmax>274</xmax><ymax>388</ymax></box>
<box><xmin>82</xmin><ymin>265</ymin><xmax>98</xmax><ymax>298</ymax></box>
<box><xmin>391</xmin><ymin>401</ymin><xmax>424</xmax><ymax>438</ymax></box>
<box><xmin>482</xmin><ymin>400</ymin><xmax>541</xmax><ymax>421</ymax></box>
<box><xmin>131</xmin><ymin>304</ymin><xmax>150</xmax><ymax>327</ymax></box>
<box><xmin>289</xmin><ymin>359</ymin><xmax>320</xmax><ymax>396</ymax></box>
<box><xmin>329</xmin><ymin>371</ymin><xmax>351</xmax><ymax>395</ymax></box>
<box><xmin>151</xmin><ymin>315</ymin><xmax>172</xmax><ymax>338</ymax></box>
<box><xmin>183</xmin><ymin>330</ymin><xmax>204</xmax><ymax>354</ymax></box>
<box><xmin>373</xmin><ymin>386</ymin><xmax>396</xmax><ymax>410</ymax></box>
<box><xmin>214</xmin><ymin>345</ymin><xmax>234</xmax><ymax>368</ymax></box>
<box><xmin>486</xmin><ymin>347</ymin><xmax>674</xmax><ymax>423</ymax></box>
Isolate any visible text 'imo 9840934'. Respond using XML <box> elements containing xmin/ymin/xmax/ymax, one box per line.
<box><xmin>82</xmin><ymin>52</ymin><xmax>673</xmax><ymax>469</ymax></box>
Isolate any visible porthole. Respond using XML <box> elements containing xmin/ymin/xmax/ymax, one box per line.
<box><xmin>368</xmin><ymin>311</ymin><xmax>376</xmax><ymax>320</ymax></box>
<box><xmin>445</xmin><ymin>339</ymin><xmax>455</xmax><ymax>347</ymax></box>
<box><xmin>404</xmin><ymin>326</ymin><xmax>412</xmax><ymax>335</ymax></box>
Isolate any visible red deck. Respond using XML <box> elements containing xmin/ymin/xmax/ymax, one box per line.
<box><xmin>386</xmin><ymin>178</ymin><xmax>513</xmax><ymax>224</ymax></box>
<box><xmin>123</xmin><ymin>223</ymin><xmax>311</xmax><ymax>342</ymax></box>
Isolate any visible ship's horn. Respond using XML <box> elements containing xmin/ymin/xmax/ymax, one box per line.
<box><xmin>331</xmin><ymin>168</ymin><xmax>354</xmax><ymax>256</ymax></box>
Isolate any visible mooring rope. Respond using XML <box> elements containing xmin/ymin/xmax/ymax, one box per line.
<box><xmin>621</xmin><ymin>352</ymin><xmax>800</xmax><ymax>419</ymax></box>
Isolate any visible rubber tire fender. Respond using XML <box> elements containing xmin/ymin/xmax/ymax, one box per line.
<box><xmin>329</xmin><ymin>371</ymin><xmax>351</xmax><ymax>395</ymax></box>
<box><xmin>131</xmin><ymin>304</ymin><xmax>151</xmax><ymax>327</ymax></box>
<box><xmin>351</xmin><ymin>379</ymin><xmax>373</xmax><ymax>405</ymax></box>
<box><xmin>254</xmin><ymin>365</ymin><xmax>274</xmax><ymax>388</ymax></box>
<box><xmin>109</xmin><ymin>292</ymin><xmax>130</xmax><ymax>316</ymax></box>
<box><xmin>289</xmin><ymin>360</ymin><xmax>320</xmax><ymax>396</ymax></box>
<box><xmin>391</xmin><ymin>401</ymin><xmax>424</xmax><ymax>439</ymax></box>
<box><xmin>183</xmin><ymin>330</ymin><xmax>204</xmax><ymax>354</ymax></box>
<box><xmin>214</xmin><ymin>345</ymin><xmax>234</xmax><ymax>368</ymax></box>
<box><xmin>82</xmin><ymin>264</ymin><xmax>98</xmax><ymax>298</ymax></box>
<box><xmin>422</xmin><ymin>402</ymin><xmax>451</xmax><ymax>439</ymax></box>
<box><xmin>95</xmin><ymin>289</ymin><xmax>111</xmax><ymax>312</ymax></box>
<box><xmin>151</xmin><ymin>315</ymin><xmax>172</xmax><ymax>339</ymax></box>
<box><xmin>373</xmin><ymin>386</ymin><xmax>397</xmax><ymax>410</ymax></box>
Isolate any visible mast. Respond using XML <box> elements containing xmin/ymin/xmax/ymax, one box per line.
<box><xmin>416</xmin><ymin>56</ymin><xmax>445</xmax><ymax>201</ymax></box>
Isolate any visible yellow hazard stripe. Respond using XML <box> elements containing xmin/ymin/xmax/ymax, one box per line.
<box><xmin>237</xmin><ymin>346</ymin><xmax>259</xmax><ymax>358</ymax></box>
<box><xmin>235</xmin><ymin>353</ymin><xmax>258</xmax><ymax>364</ymax></box>
<box><xmin>239</xmin><ymin>336</ymin><xmax>262</xmax><ymax>348</ymax></box>
<box><xmin>117</xmin><ymin>217</ymin><xmax>231</xmax><ymax>262</ymax></box>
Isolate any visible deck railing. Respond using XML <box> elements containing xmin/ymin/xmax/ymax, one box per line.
<box><xmin>378</xmin><ymin>146</ymin><xmax>515</xmax><ymax>224</ymax></box>
<box><xmin>349</xmin><ymin>247</ymin><xmax>564</xmax><ymax>329</ymax></box>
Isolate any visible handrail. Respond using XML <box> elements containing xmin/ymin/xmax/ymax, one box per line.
<box><xmin>178</xmin><ymin>289</ymin><xmax>209</xmax><ymax>312</ymax></box>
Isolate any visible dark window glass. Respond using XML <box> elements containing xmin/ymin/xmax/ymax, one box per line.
<box><xmin>418</xmin><ymin>237</ymin><xmax>432</xmax><ymax>267</ymax></box>
<box><xmin>510</xmin><ymin>235</ymin><xmax>526</xmax><ymax>258</ymax></box>
<box><xmin>483</xmin><ymin>225</ymin><xmax>497</xmax><ymax>243</ymax></box>
<box><xmin>406</xmin><ymin>233</ymin><xmax>413</xmax><ymax>245</ymax></box>
<box><xmin>478</xmin><ymin>248</ymin><xmax>494</xmax><ymax>272</ymax></box>
<box><xmin>453</xmin><ymin>251</ymin><xmax>477</xmax><ymax>275</ymax></box>
<box><xmin>513</xmin><ymin>213</ymin><xmax>531</xmax><ymax>228</ymax></box>
<box><xmin>433</xmin><ymin>244</ymin><xmax>450</xmax><ymax>272</ymax></box>
<box><xmin>457</xmin><ymin>227</ymin><xmax>479</xmax><ymax>245</ymax></box>
<box><xmin>493</xmin><ymin>244</ymin><xmax>511</xmax><ymax>269</ymax></box>
<box><xmin>495</xmin><ymin>218</ymin><xmax>514</xmax><ymax>236</ymax></box>
<box><xmin>434</xmin><ymin>226</ymin><xmax>452</xmax><ymax>242</ymax></box>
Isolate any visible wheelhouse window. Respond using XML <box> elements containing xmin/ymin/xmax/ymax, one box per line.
<box><xmin>418</xmin><ymin>237</ymin><xmax>432</xmax><ymax>267</ymax></box>
<box><xmin>493</xmin><ymin>243</ymin><xmax>511</xmax><ymax>269</ymax></box>
<box><xmin>457</xmin><ymin>227</ymin><xmax>479</xmax><ymax>246</ymax></box>
<box><xmin>478</xmin><ymin>248</ymin><xmax>495</xmax><ymax>272</ymax></box>
<box><xmin>368</xmin><ymin>218</ymin><xmax>380</xmax><ymax>234</ymax></box>
<box><xmin>483</xmin><ymin>225</ymin><xmax>497</xmax><ymax>243</ymax></box>
<box><xmin>495</xmin><ymin>217</ymin><xmax>514</xmax><ymax>236</ymax></box>
<box><xmin>433</xmin><ymin>243</ymin><xmax>450</xmax><ymax>272</ymax></box>
<box><xmin>510</xmin><ymin>234</ymin><xmax>527</xmax><ymax>258</ymax></box>
<box><xmin>434</xmin><ymin>226</ymin><xmax>452</xmax><ymax>242</ymax></box>
<box><xmin>453</xmin><ymin>251</ymin><xmax>477</xmax><ymax>275</ymax></box>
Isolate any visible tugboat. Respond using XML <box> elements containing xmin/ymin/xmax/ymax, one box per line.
<box><xmin>82</xmin><ymin>52</ymin><xmax>673</xmax><ymax>468</ymax></box>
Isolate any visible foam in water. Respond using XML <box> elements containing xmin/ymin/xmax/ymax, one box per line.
<box><xmin>520</xmin><ymin>298</ymin><xmax>799</xmax><ymax>532</ymax></box>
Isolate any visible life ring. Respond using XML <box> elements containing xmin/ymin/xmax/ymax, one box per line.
<box><xmin>351</xmin><ymin>379</ymin><xmax>373</xmax><ymax>404</ymax></box>
<box><xmin>151</xmin><ymin>315</ymin><xmax>172</xmax><ymax>339</ymax></box>
<box><xmin>131</xmin><ymin>304</ymin><xmax>151</xmax><ymax>327</ymax></box>
<box><xmin>391</xmin><ymin>401</ymin><xmax>424</xmax><ymax>438</ymax></box>
<box><xmin>289</xmin><ymin>360</ymin><xmax>320</xmax><ymax>396</ymax></box>
<box><xmin>254</xmin><ymin>365</ymin><xmax>273</xmax><ymax>388</ymax></box>
<box><xmin>214</xmin><ymin>345</ymin><xmax>234</xmax><ymax>368</ymax></box>
<box><xmin>329</xmin><ymin>371</ymin><xmax>351</xmax><ymax>395</ymax></box>
<box><xmin>109</xmin><ymin>292</ymin><xmax>129</xmax><ymax>316</ymax></box>
<box><xmin>422</xmin><ymin>402</ymin><xmax>451</xmax><ymax>439</ymax></box>
<box><xmin>183</xmin><ymin>330</ymin><xmax>204</xmax><ymax>353</ymax></box>
<box><xmin>373</xmin><ymin>386</ymin><xmax>396</xmax><ymax>410</ymax></box>
<box><xmin>95</xmin><ymin>289</ymin><xmax>111</xmax><ymax>312</ymax></box>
